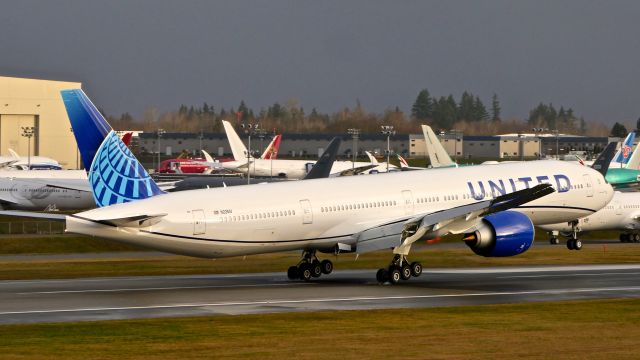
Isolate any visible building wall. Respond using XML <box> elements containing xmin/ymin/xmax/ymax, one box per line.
<box><xmin>0</xmin><ymin>76</ymin><xmax>82</xmax><ymax>168</ymax></box>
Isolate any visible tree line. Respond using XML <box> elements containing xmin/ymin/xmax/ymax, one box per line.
<box><xmin>105</xmin><ymin>89</ymin><xmax>620</xmax><ymax>137</ymax></box>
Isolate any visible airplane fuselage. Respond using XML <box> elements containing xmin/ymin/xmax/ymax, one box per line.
<box><xmin>68</xmin><ymin>161</ymin><xmax>613</xmax><ymax>258</ymax></box>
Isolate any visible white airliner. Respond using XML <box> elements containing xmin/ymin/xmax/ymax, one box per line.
<box><xmin>539</xmin><ymin>191</ymin><xmax>640</xmax><ymax>246</ymax></box>
<box><xmin>220</xmin><ymin>120</ymin><xmax>395</xmax><ymax>178</ymax></box>
<box><xmin>0</xmin><ymin>177</ymin><xmax>93</xmax><ymax>211</ymax></box>
<box><xmin>5</xmin><ymin>90</ymin><xmax>614</xmax><ymax>285</ymax></box>
<box><xmin>0</xmin><ymin>149</ymin><xmax>62</xmax><ymax>170</ymax></box>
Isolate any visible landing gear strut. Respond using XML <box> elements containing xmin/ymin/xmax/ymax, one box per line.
<box><xmin>287</xmin><ymin>250</ymin><xmax>333</xmax><ymax>281</ymax></box>
<box><xmin>566</xmin><ymin>221</ymin><xmax>582</xmax><ymax>251</ymax></box>
<box><xmin>376</xmin><ymin>254</ymin><xmax>422</xmax><ymax>284</ymax></box>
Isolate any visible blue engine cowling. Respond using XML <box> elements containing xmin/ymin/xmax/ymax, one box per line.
<box><xmin>464</xmin><ymin>211</ymin><xmax>534</xmax><ymax>257</ymax></box>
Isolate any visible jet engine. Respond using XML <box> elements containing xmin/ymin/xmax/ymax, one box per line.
<box><xmin>463</xmin><ymin>211</ymin><xmax>534</xmax><ymax>257</ymax></box>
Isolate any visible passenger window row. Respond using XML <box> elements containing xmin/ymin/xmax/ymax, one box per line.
<box><xmin>222</xmin><ymin>209</ymin><xmax>296</xmax><ymax>223</ymax></box>
<box><xmin>320</xmin><ymin>200</ymin><xmax>397</xmax><ymax>213</ymax></box>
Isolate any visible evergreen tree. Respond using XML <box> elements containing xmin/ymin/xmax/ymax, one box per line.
<box><xmin>474</xmin><ymin>96</ymin><xmax>489</xmax><ymax>121</ymax></box>
<box><xmin>579</xmin><ymin>117</ymin><xmax>587</xmax><ymax>134</ymax></box>
<box><xmin>411</xmin><ymin>89</ymin><xmax>433</xmax><ymax>119</ymax></box>
<box><xmin>491</xmin><ymin>93</ymin><xmax>501</xmax><ymax>121</ymax></box>
<box><xmin>611</xmin><ymin>122</ymin><xmax>628</xmax><ymax>137</ymax></box>
<box><xmin>458</xmin><ymin>91</ymin><xmax>475</xmax><ymax>121</ymax></box>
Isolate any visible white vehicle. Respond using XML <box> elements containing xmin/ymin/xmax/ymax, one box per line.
<box><xmin>6</xmin><ymin>89</ymin><xmax>613</xmax><ymax>285</ymax></box>
<box><xmin>220</xmin><ymin>120</ymin><xmax>394</xmax><ymax>178</ymax></box>
<box><xmin>539</xmin><ymin>191</ymin><xmax>640</xmax><ymax>245</ymax></box>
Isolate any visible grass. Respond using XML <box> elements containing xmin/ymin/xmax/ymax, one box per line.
<box><xmin>0</xmin><ymin>298</ymin><xmax>638</xmax><ymax>359</ymax></box>
<box><xmin>0</xmin><ymin>242</ymin><xmax>638</xmax><ymax>280</ymax></box>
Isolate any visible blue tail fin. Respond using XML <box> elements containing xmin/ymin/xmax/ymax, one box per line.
<box><xmin>614</xmin><ymin>132</ymin><xmax>636</xmax><ymax>163</ymax></box>
<box><xmin>61</xmin><ymin>89</ymin><xmax>164</xmax><ymax>207</ymax></box>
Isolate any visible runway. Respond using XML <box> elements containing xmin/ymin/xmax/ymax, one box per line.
<box><xmin>0</xmin><ymin>264</ymin><xmax>639</xmax><ymax>324</ymax></box>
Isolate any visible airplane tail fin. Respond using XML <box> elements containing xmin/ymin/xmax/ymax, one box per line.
<box><xmin>422</xmin><ymin>125</ymin><xmax>456</xmax><ymax>168</ymax></box>
<box><xmin>222</xmin><ymin>120</ymin><xmax>248</xmax><ymax>161</ymax></box>
<box><xmin>625</xmin><ymin>141</ymin><xmax>640</xmax><ymax>170</ymax></box>
<box><xmin>121</xmin><ymin>132</ymin><xmax>133</xmax><ymax>147</ymax></box>
<box><xmin>304</xmin><ymin>137</ymin><xmax>341</xmax><ymax>179</ymax></box>
<box><xmin>613</xmin><ymin>132</ymin><xmax>636</xmax><ymax>164</ymax></box>
<box><xmin>7</xmin><ymin>149</ymin><xmax>19</xmax><ymax>159</ymax></box>
<box><xmin>261</xmin><ymin>134</ymin><xmax>281</xmax><ymax>160</ymax></box>
<box><xmin>396</xmin><ymin>154</ymin><xmax>409</xmax><ymax>168</ymax></box>
<box><xmin>365</xmin><ymin>151</ymin><xmax>379</xmax><ymax>164</ymax></box>
<box><xmin>591</xmin><ymin>142</ymin><xmax>617</xmax><ymax>176</ymax></box>
<box><xmin>61</xmin><ymin>89</ymin><xmax>164</xmax><ymax>207</ymax></box>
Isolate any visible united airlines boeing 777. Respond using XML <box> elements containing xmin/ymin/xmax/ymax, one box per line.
<box><xmin>4</xmin><ymin>90</ymin><xmax>614</xmax><ymax>285</ymax></box>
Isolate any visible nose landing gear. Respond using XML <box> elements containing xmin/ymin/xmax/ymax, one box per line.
<box><xmin>287</xmin><ymin>250</ymin><xmax>333</xmax><ymax>281</ymax></box>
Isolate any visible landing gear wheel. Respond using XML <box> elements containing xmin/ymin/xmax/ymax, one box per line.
<box><xmin>388</xmin><ymin>267</ymin><xmax>401</xmax><ymax>284</ymax></box>
<box><xmin>410</xmin><ymin>262</ymin><xmax>423</xmax><ymax>277</ymax></box>
<box><xmin>400</xmin><ymin>264</ymin><xmax>412</xmax><ymax>280</ymax></box>
<box><xmin>567</xmin><ymin>239</ymin><xmax>575</xmax><ymax>250</ymax></box>
<box><xmin>634</xmin><ymin>234</ymin><xmax>640</xmax><ymax>243</ymax></box>
<box><xmin>320</xmin><ymin>260</ymin><xmax>333</xmax><ymax>275</ymax></box>
<box><xmin>376</xmin><ymin>268</ymin><xmax>388</xmax><ymax>283</ymax></box>
<box><xmin>311</xmin><ymin>261</ymin><xmax>322</xmax><ymax>278</ymax></box>
<box><xmin>287</xmin><ymin>266</ymin><xmax>299</xmax><ymax>280</ymax></box>
<box><xmin>574</xmin><ymin>239</ymin><xmax>583</xmax><ymax>250</ymax></box>
<box><xmin>620</xmin><ymin>234</ymin><xmax>629</xmax><ymax>243</ymax></box>
<box><xmin>299</xmin><ymin>264</ymin><xmax>313</xmax><ymax>281</ymax></box>
<box><xmin>550</xmin><ymin>237</ymin><xmax>560</xmax><ymax>245</ymax></box>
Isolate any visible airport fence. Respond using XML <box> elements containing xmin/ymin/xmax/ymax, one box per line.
<box><xmin>0</xmin><ymin>221</ymin><xmax>65</xmax><ymax>235</ymax></box>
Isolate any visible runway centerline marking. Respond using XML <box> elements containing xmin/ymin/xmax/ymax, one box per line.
<box><xmin>2</xmin><ymin>286</ymin><xmax>640</xmax><ymax>316</ymax></box>
<box><xmin>17</xmin><ymin>282</ymin><xmax>315</xmax><ymax>295</ymax></box>
<box><xmin>498</xmin><ymin>271</ymin><xmax>640</xmax><ymax>279</ymax></box>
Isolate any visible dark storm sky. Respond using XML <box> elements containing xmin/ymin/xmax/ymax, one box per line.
<box><xmin>1</xmin><ymin>0</ymin><xmax>640</xmax><ymax>124</ymax></box>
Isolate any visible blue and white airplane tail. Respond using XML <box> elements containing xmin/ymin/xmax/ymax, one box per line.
<box><xmin>613</xmin><ymin>132</ymin><xmax>636</xmax><ymax>164</ymax></box>
<box><xmin>61</xmin><ymin>89</ymin><xmax>164</xmax><ymax>207</ymax></box>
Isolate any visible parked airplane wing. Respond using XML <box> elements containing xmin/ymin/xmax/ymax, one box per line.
<box><xmin>331</xmin><ymin>164</ymin><xmax>377</xmax><ymax>177</ymax></box>
<box><xmin>0</xmin><ymin>211</ymin><xmax>67</xmax><ymax>221</ymax></box>
<box><xmin>355</xmin><ymin>183</ymin><xmax>555</xmax><ymax>254</ymax></box>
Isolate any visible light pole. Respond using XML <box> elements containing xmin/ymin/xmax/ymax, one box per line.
<box><xmin>240</xmin><ymin>121</ymin><xmax>260</xmax><ymax>184</ymax></box>
<box><xmin>347</xmin><ymin>128</ymin><xmax>360</xmax><ymax>170</ymax></box>
<box><xmin>381</xmin><ymin>125</ymin><xmax>395</xmax><ymax>172</ymax></box>
<box><xmin>198</xmin><ymin>129</ymin><xmax>203</xmax><ymax>154</ymax></box>
<box><xmin>532</xmin><ymin>128</ymin><xmax>548</xmax><ymax>159</ymax></box>
<box><xmin>21</xmin><ymin>126</ymin><xmax>35</xmax><ymax>169</ymax></box>
<box><xmin>157</xmin><ymin>128</ymin><xmax>165</xmax><ymax>172</ymax></box>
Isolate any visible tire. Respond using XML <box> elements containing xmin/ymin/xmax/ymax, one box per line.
<box><xmin>287</xmin><ymin>266</ymin><xmax>299</xmax><ymax>280</ymax></box>
<box><xmin>320</xmin><ymin>260</ymin><xmax>333</xmax><ymax>275</ymax></box>
<box><xmin>549</xmin><ymin>237</ymin><xmax>558</xmax><ymax>245</ymax></box>
<box><xmin>388</xmin><ymin>267</ymin><xmax>401</xmax><ymax>284</ymax></box>
<box><xmin>400</xmin><ymin>264</ymin><xmax>412</xmax><ymax>280</ymax></box>
<box><xmin>566</xmin><ymin>239</ymin><xmax>575</xmax><ymax>250</ymax></box>
<box><xmin>410</xmin><ymin>262</ymin><xmax>423</xmax><ymax>277</ymax></box>
<box><xmin>620</xmin><ymin>234</ymin><xmax>629</xmax><ymax>243</ymax></box>
<box><xmin>634</xmin><ymin>234</ymin><xmax>640</xmax><ymax>243</ymax></box>
<box><xmin>299</xmin><ymin>264</ymin><xmax>312</xmax><ymax>281</ymax></box>
<box><xmin>311</xmin><ymin>262</ymin><xmax>322</xmax><ymax>278</ymax></box>
<box><xmin>574</xmin><ymin>239</ymin><xmax>583</xmax><ymax>250</ymax></box>
<box><xmin>376</xmin><ymin>268</ymin><xmax>388</xmax><ymax>283</ymax></box>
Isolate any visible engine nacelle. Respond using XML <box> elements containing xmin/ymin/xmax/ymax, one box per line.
<box><xmin>464</xmin><ymin>211</ymin><xmax>534</xmax><ymax>257</ymax></box>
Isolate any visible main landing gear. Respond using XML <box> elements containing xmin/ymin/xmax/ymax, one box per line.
<box><xmin>287</xmin><ymin>250</ymin><xmax>333</xmax><ymax>281</ymax></box>
<box><xmin>376</xmin><ymin>254</ymin><xmax>422</xmax><ymax>285</ymax></box>
<box><xmin>566</xmin><ymin>221</ymin><xmax>582</xmax><ymax>251</ymax></box>
<box><xmin>620</xmin><ymin>233</ymin><xmax>640</xmax><ymax>243</ymax></box>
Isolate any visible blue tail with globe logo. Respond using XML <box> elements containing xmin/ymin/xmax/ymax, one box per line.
<box><xmin>61</xmin><ymin>89</ymin><xmax>165</xmax><ymax>207</ymax></box>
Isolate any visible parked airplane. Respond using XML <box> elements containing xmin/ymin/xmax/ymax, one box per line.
<box><xmin>540</xmin><ymin>191</ymin><xmax>640</xmax><ymax>246</ymax></box>
<box><xmin>611</xmin><ymin>131</ymin><xmax>636</xmax><ymax>166</ymax></box>
<box><xmin>3</xmin><ymin>89</ymin><xmax>612</xmax><ymax>286</ymax></box>
<box><xmin>0</xmin><ymin>150</ymin><xmax>61</xmax><ymax>170</ymax></box>
<box><xmin>604</xmin><ymin>139</ymin><xmax>640</xmax><ymax>188</ymax></box>
<box><xmin>220</xmin><ymin>120</ymin><xmax>395</xmax><ymax>178</ymax></box>
<box><xmin>0</xmin><ymin>177</ymin><xmax>93</xmax><ymax>211</ymax></box>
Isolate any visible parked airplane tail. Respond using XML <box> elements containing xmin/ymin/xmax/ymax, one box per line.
<box><xmin>61</xmin><ymin>89</ymin><xmax>164</xmax><ymax>207</ymax></box>
<box><xmin>613</xmin><ymin>132</ymin><xmax>636</xmax><ymax>164</ymax></box>
<box><xmin>222</xmin><ymin>120</ymin><xmax>249</xmax><ymax>161</ymax></box>
<box><xmin>625</xmin><ymin>141</ymin><xmax>640</xmax><ymax>170</ymax></box>
<box><xmin>396</xmin><ymin>154</ymin><xmax>409</xmax><ymax>168</ymax></box>
<box><xmin>422</xmin><ymin>125</ymin><xmax>456</xmax><ymax>168</ymax></box>
<box><xmin>261</xmin><ymin>134</ymin><xmax>281</xmax><ymax>160</ymax></box>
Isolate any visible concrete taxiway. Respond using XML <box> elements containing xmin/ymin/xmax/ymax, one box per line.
<box><xmin>0</xmin><ymin>264</ymin><xmax>639</xmax><ymax>324</ymax></box>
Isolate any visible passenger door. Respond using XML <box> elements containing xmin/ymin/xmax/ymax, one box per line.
<box><xmin>192</xmin><ymin>209</ymin><xmax>206</xmax><ymax>235</ymax></box>
<box><xmin>402</xmin><ymin>190</ymin><xmax>414</xmax><ymax>215</ymax></box>
<box><xmin>299</xmin><ymin>199</ymin><xmax>313</xmax><ymax>224</ymax></box>
<box><xmin>583</xmin><ymin>174</ymin><xmax>594</xmax><ymax>197</ymax></box>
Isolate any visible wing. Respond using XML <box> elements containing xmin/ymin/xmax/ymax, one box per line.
<box><xmin>355</xmin><ymin>183</ymin><xmax>555</xmax><ymax>254</ymax></box>
<box><xmin>331</xmin><ymin>164</ymin><xmax>378</xmax><ymax>177</ymax></box>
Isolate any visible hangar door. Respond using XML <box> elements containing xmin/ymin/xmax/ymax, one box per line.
<box><xmin>0</xmin><ymin>115</ymin><xmax>38</xmax><ymax>157</ymax></box>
